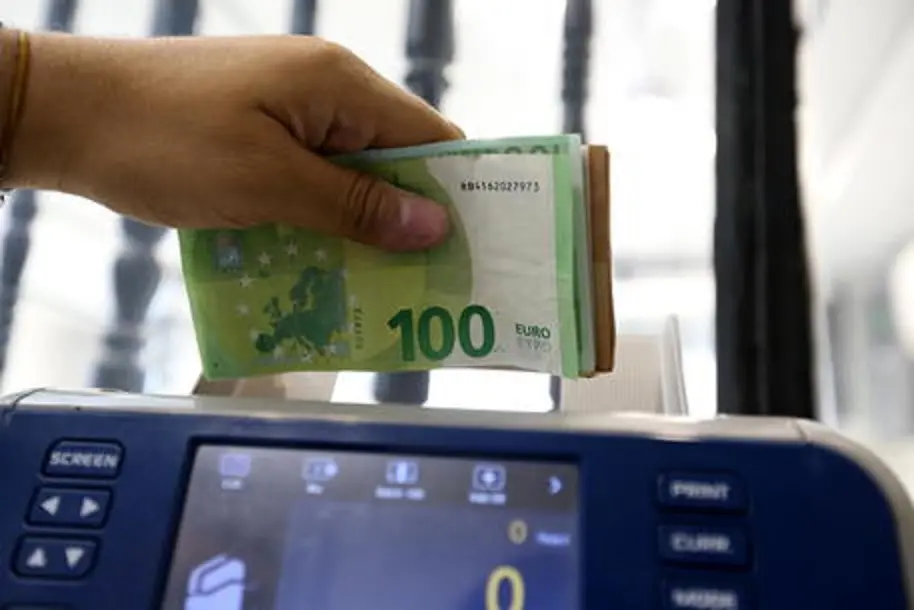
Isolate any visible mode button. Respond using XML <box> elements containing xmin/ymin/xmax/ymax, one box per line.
<box><xmin>664</xmin><ymin>580</ymin><xmax>751</xmax><ymax>609</ymax></box>
<box><xmin>43</xmin><ymin>440</ymin><xmax>123</xmax><ymax>479</ymax></box>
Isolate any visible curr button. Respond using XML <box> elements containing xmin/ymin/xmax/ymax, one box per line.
<box><xmin>43</xmin><ymin>441</ymin><xmax>123</xmax><ymax>479</ymax></box>
<box><xmin>659</xmin><ymin>525</ymin><xmax>749</xmax><ymax>567</ymax></box>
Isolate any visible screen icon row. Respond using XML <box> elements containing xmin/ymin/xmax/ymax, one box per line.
<box><xmin>297</xmin><ymin>456</ymin><xmax>511</xmax><ymax>492</ymax></box>
<box><xmin>219</xmin><ymin>451</ymin><xmax>567</xmax><ymax>498</ymax></box>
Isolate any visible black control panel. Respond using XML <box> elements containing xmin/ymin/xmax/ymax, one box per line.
<box><xmin>10</xmin><ymin>440</ymin><xmax>123</xmax><ymax>585</ymax></box>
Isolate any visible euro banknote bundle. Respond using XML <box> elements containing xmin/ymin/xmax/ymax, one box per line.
<box><xmin>179</xmin><ymin>135</ymin><xmax>614</xmax><ymax>380</ymax></box>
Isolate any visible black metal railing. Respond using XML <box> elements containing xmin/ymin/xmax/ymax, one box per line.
<box><xmin>0</xmin><ymin>0</ymin><xmax>818</xmax><ymax>421</ymax></box>
<box><xmin>714</xmin><ymin>0</ymin><xmax>816</xmax><ymax>418</ymax></box>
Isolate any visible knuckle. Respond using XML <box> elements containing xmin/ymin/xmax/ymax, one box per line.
<box><xmin>338</xmin><ymin>174</ymin><xmax>392</xmax><ymax>236</ymax></box>
<box><xmin>310</xmin><ymin>38</ymin><xmax>356</xmax><ymax>69</ymax></box>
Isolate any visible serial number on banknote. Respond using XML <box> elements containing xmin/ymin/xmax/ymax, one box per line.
<box><xmin>459</xmin><ymin>180</ymin><xmax>542</xmax><ymax>193</ymax></box>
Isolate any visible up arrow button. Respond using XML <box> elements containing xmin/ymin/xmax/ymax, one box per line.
<box><xmin>26</xmin><ymin>547</ymin><xmax>47</xmax><ymax>569</ymax></box>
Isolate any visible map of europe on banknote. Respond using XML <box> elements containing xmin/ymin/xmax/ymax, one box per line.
<box><xmin>179</xmin><ymin>135</ymin><xmax>601</xmax><ymax>380</ymax></box>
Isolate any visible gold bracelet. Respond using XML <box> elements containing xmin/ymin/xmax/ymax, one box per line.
<box><xmin>0</xmin><ymin>28</ymin><xmax>31</xmax><ymax>189</ymax></box>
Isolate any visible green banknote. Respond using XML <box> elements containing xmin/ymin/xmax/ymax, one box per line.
<box><xmin>179</xmin><ymin>135</ymin><xmax>599</xmax><ymax>380</ymax></box>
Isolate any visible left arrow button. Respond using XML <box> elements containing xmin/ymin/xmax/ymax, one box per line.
<box><xmin>40</xmin><ymin>496</ymin><xmax>61</xmax><ymax>516</ymax></box>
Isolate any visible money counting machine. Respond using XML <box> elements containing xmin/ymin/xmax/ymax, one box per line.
<box><xmin>0</xmin><ymin>388</ymin><xmax>912</xmax><ymax>610</ymax></box>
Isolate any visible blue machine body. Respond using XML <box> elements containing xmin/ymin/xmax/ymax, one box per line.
<box><xmin>0</xmin><ymin>389</ymin><xmax>910</xmax><ymax>610</ymax></box>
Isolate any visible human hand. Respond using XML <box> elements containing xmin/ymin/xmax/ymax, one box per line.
<box><xmin>6</xmin><ymin>33</ymin><xmax>464</xmax><ymax>251</ymax></box>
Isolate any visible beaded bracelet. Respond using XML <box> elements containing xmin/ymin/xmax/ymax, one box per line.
<box><xmin>0</xmin><ymin>24</ymin><xmax>31</xmax><ymax>206</ymax></box>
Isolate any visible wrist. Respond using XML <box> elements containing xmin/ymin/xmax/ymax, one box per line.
<box><xmin>0</xmin><ymin>27</ymin><xmax>26</xmax><ymax>189</ymax></box>
<box><xmin>4</xmin><ymin>32</ymin><xmax>126</xmax><ymax>191</ymax></box>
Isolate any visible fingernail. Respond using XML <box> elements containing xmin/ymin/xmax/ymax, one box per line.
<box><xmin>384</xmin><ymin>194</ymin><xmax>450</xmax><ymax>250</ymax></box>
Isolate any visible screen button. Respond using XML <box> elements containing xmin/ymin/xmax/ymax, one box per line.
<box><xmin>658</xmin><ymin>525</ymin><xmax>750</xmax><ymax>567</ymax></box>
<box><xmin>219</xmin><ymin>452</ymin><xmax>253</xmax><ymax>491</ymax></box>
<box><xmin>663</xmin><ymin>580</ymin><xmax>751</xmax><ymax>609</ymax></box>
<box><xmin>386</xmin><ymin>460</ymin><xmax>419</xmax><ymax>485</ymax></box>
<box><xmin>468</xmin><ymin>464</ymin><xmax>507</xmax><ymax>506</ymax></box>
<box><xmin>14</xmin><ymin>538</ymin><xmax>97</xmax><ymax>578</ymax></box>
<box><xmin>303</xmin><ymin>457</ymin><xmax>339</xmax><ymax>482</ymax></box>
<box><xmin>43</xmin><ymin>441</ymin><xmax>123</xmax><ymax>479</ymax></box>
<box><xmin>658</xmin><ymin>472</ymin><xmax>746</xmax><ymax>512</ymax></box>
<box><xmin>219</xmin><ymin>452</ymin><xmax>252</xmax><ymax>479</ymax></box>
<box><xmin>28</xmin><ymin>488</ymin><xmax>111</xmax><ymax>528</ymax></box>
<box><xmin>472</xmin><ymin>464</ymin><xmax>506</xmax><ymax>492</ymax></box>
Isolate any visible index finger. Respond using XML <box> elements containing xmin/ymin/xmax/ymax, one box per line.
<box><xmin>340</xmin><ymin>63</ymin><xmax>465</xmax><ymax>149</ymax></box>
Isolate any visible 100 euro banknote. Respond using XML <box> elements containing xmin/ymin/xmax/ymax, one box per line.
<box><xmin>179</xmin><ymin>135</ymin><xmax>613</xmax><ymax>380</ymax></box>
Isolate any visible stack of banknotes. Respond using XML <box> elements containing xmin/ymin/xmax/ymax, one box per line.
<box><xmin>179</xmin><ymin>134</ymin><xmax>614</xmax><ymax>381</ymax></box>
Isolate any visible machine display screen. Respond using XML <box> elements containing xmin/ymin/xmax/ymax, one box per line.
<box><xmin>159</xmin><ymin>445</ymin><xmax>579</xmax><ymax>610</ymax></box>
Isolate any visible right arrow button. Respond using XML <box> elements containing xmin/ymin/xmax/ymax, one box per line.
<box><xmin>73</xmin><ymin>490</ymin><xmax>110</xmax><ymax>527</ymax></box>
<box><xmin>80</xmin><ymin>497</ymin><xmax>101</xmax><ymax>519</ymax></box>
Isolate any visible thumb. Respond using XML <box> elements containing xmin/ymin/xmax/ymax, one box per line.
<box><xmin>280</xmin><ymin>153</ymin><xmax>451</xmax><ymax>251</ymax></box>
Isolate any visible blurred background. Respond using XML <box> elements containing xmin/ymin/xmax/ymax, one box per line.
<box><xmin>2</xmin><ymin>0</ymin><xmax>914</xmax><ymax>483</ymax></box>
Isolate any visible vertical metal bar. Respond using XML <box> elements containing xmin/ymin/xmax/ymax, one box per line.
<box><xmin>46</xmin><ymin>0</ymin><xmax>79</xmax><ymax>31</ymax></box>
<box><xmin>373</xmin><ymin>0</ymin><xmax>454</xmax><ymax>406</ymax></box>
<box><xmin>402</xmin><ymin>0</ymin><xmax>454</xmax><ymax>107</ymax></box>
<box><xmin>290</xmin><ymin>0</ymin><xmax>318</xmax><ymax>35</ymax></box>
<box><xmin>562</xmin><ymin>0</ymin><xmax>592</xmax><ymax>139</ymax></box>
<box><xmin>714</xmin><ymin>0</ymin><xmax>815</xmax><ymax>417</ymax></box>
<box><xmin>92</xmin><ymin>0</ymin><xmax>199</xmax><ymax>391</ymax></box>
<box><xmin>555</xmin><ymin>0</ymin><xmax>593</xmax><ymax>409</ymax></box>
<box><xmin>0</xmin><ymin>0</ymin><xmax>79</xmax><ymax>385</ymax></box>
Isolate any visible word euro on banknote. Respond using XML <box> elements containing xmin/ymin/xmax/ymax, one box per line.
<box><xmin>179</xmin><ymin>135</ymin><xmax>614</xmax><ymax>380</ymax></box>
